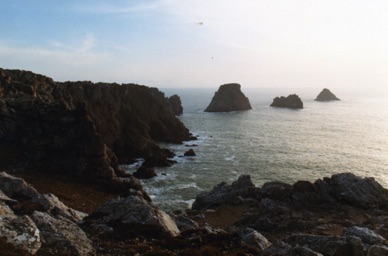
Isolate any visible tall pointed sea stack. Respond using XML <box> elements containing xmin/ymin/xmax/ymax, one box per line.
<box><xmin>315</xmin><ymin>88</ymin><xmax>340</xmax><ymax>101</ymax></box>
<box><xmin>205</xmin><ymin>83</ymin><xmax>252</xmax><ymax>112</ymax></box>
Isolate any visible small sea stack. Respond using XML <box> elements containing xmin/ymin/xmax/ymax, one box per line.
<box><xmin>315</xmin><ymin>88</ymin><xmax>340</xmax><ymax>101</ymax></box>
<box><xmin>205</xmin><ymin>83</ymin><xmax>252</xmax><ymax>112</ymax></box>
<box><xmin>270</xmin><ymin>94</ymin><xmax>303</xmax><ymax>109</ymax></box>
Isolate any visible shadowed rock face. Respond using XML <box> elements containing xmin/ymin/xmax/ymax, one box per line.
<box><xmin>0</xmin><ymin>68</ymin><xmax>193</xmax><ymax>188</ymax></box>
<box><xmin>205</xmin><ymin>83</ymin><xmax>252</xmax><ymax>112</ymax></box>
<box><xmin>315</xmin><ymin>88</ymin><xmax>340</xmax><ymax>101</ymax></box>
<box><xmin>270</xmin><ymin>94</ymin><xmax>303</xmax><ymax>109</ymax></box>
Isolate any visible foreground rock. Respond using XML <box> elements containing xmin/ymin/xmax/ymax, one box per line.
<box><xmin>315</xmin><ymin>88</ymin><xmax>340</xmax><ymax>101</ymax></box>
<box><xmin>270</xmin><ymin>94</ymin><xmax>303</xmax><ymax>109</ymax></box>
<box><xmin>0</xmin><ymin>68</ymin><xmax>194</xmax><ymax>193</ymax></box>
<box><xmin>85</xmin><ymin>195</ymin><xmax>180</xmax><ymax>237</ymax></box>
<box><xmin>1</xmin><ymin>171</ymin><xmax>387</xmax><ymax>255</ymax></box>
<box><xmin>0</xmin><ymin>172</ymin><xmax>92</xmax><ymax>255</ymax></box>
<box><xmin>205</xmin><ymin>83</ymin><xmax>252</xmax><ymax>112</ymax></box>
<box><xmin>192</xmin><ymin>172</ymin><xmax>388</xmax><ymax>255</ymax></box>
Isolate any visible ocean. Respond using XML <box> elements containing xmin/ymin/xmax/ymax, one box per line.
<box><xmin>123</xmin><ymin>87</ymin><xmax>388</xmax><ymax>211</ymax></box>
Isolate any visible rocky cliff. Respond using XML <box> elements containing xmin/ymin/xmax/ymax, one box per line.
<box><xmin>205</xmin><ymin>83</ymin><xmax>252</xmax><ymax>112</ymax></box>
<box><xmin>315</xmin><ymin>88</ymin><xmax>340</xmax><ymax>101</ymax></box>
<box><xmin>0</xmin><ymin>68</ymin><xmax>193</xmax><ymax>191</ymax></box>
<box><xmin>270</xmin><ymin>94</ymin><xmax>303</xmax><ymax>109</ymax></box>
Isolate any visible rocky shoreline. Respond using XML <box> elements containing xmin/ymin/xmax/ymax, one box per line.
<box><xmin>1</xmin><ymin>171</ymin><xmax>387</xmax><ymax>255</ymax></box>
<box><xmin>1</xmin><ymin>69</ymin><xmax>387</xmax><ymax>255</ymax></box>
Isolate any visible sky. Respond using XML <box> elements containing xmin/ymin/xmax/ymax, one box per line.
<box><xmin>1</xmin><ymin>0</ymin><xmax>387</xmax><ymax>96</ymax></box>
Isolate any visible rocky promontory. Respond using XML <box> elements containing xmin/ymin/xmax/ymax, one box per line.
<box><xmin>270</xmin><ymin>94</ymin><xmax>303</xmax><ymax>109</ymax></box>
<box><xmin>205</xmin><ymin>83</ymin><xmax>252</xmax><ymax>112</ymax></box>
<box><xmin>0</xmin><ymin>68</ymin><xmax>194</xmax><ymax>193</ymax></box>
<box><xmin>315</xmin><ymin>88</ymin><xmax>340</xmax><ymax>101</ymax></box>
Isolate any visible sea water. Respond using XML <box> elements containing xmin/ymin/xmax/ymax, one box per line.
<box><xmin>123</xmin><ymin>87</ymin><xmax>388</xmax><ymax>211</ymax></box>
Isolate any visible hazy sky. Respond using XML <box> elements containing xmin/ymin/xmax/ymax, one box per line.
<box><xmin>1</xmin><ymin>0</ymin><xmax>387</xmax><ymax>95</ymax></box>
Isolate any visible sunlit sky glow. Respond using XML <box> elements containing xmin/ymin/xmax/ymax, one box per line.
<box><xmin>1</xmin><ymin>0</ymin><xmax>387</xmax><ymax>95</ymax></box>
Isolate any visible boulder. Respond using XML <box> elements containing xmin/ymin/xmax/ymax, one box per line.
<box><xmin>205</xmin><ymin>83</ymin><xmax>252</xmax><ymax>112</ymax></box>
<box><xmin>0</xmin><ymin>172</ymin><xmax>92</xmax><ymax>255</ymax></box>
<box><xmin>0</xmin><ymin>172</ymin><xmax>86</xmax><ymax>221</ymax></box>
<box><xmin>270</xmin><ymin>94</ymin><xmax>303</xmax><ymax>109</ymax></box>
<box><xmin>315</xmin><ymin>88</ymin><xmax>340</xmax><ymax>101</ymax></box>
<box><xmin>31</xmin><ymin>211</ymin><xmax>93</xmax><ymax>256</ymax></box>
<box><xmin>0</xmin><ymin>214</ymin><xmax>42</xmax><ymax>254</ymax></box>
<box><xmin>87</xmin><ymin>195</ymin><xmax>180</xmax><ymax>237</ymax></box>
<box><xmin>239</xmin><ymin>228</ymin><xmax>271</xmax><ymax>250</ymax></box>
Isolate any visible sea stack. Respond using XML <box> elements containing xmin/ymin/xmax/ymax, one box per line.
<box><xmin>315</xmin><ymin>88</ymin><xmax>340</xmax><ymax>101</ymax></box>
<box><xmin>205</xmin><ymin>83</ymin><xmax>252</xmax><ymax>112</ymax></box>
<box><xmin>270</xmin><ymin>94</ymin><xmax>303</xmax><ymax>109</ymax></box>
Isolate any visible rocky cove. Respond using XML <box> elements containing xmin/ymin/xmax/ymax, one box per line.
<box><xmin>0</xmin><ymin>69</ymin><xmax>388</xmax><ymax>255</ymax></box>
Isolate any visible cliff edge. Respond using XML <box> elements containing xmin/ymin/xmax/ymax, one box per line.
<box><xmin>0</xmin><ymin>68</ymin><xmax>194</xmax><ymax>192</ymax></box>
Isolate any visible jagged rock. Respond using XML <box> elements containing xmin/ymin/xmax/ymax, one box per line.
<box><xmin>0</xmin><ymin>172</ymin><xmax>93</xmax><ymax>255</ymax></box>
<box><xmin>270</xmin><ymin>94</ymin><xmax>303</xmax><ymax>109</ymax></box>
<box><xmin>184</xmin><ymin>148</ymin><xmax>196</xmax><ymax>156</ymax></box>
<box><xmin>283</xmin><ymin>234</ymin><xmax>364</xmax><ymax>256</ymax></box>
<box><xmin>343</xmin><ymin>226</ymin><xmax>385</xmax><ymax>245</ymax></box>
<box><xmin>31</xmin><ymin>211</ymin><xmax>93</xmax><ymax>256</ymax></box>
<box><xmin>315</xmin><ymin>88</ymin><xmax>340</xmax><ymax>101</ymax></box>
<box><xmin>87</xmin><ymin>195</ymin><xmax>180</xmax><ymax>237</ymax></box>
<box><xmin>191</xmin><ymin>175</ymin><xmax>260</xmax><ymax>210</ymax></box>
<box><xmin>0</xmin><ymin>215</ymin><xmax>42</xmax><ymax>254</ymax></box>
<box><xmin>169</xmin><ymin>212</ymin><xmax>199</xmax><ymax>231</ymax></box>
<box><xmin>261</xmin><ymin>181</ymin><xmax>293</xmax><ymax>200</ymax></box>
<box><xmin>368</xmin><ymin>245</ymin><xmax>388</xmax><ymax>256</ymax></box>
<box><xmin>133</xmin><ymin>166</ymin><xmax>157</xmax><ymax>179</ymax></box>
<box><xmin>239</xmin><ymin>228</ymin><xmax>271</xmax><ymax>250</ymax></box>
<box><xmin>327</xmin><ymin>173</ymin><xmax>388</xmax><ymax>208</ymax></box>
<box><xmin>0</xmin><ymin>172</ymin><xmax>86</xmax><ymax>221</ymax></box>
<box><xmin>205</xmin><ymin>83</ymin><xmax>252</xmax><ymax>112</ymax></box>
<box><xmin>168</xmin><ymin>94</ymin><xmax>183</xmax><ymax>115</ymax></box>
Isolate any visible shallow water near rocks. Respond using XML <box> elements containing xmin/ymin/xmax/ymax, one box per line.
<box><xmin>123</xmin><ymin>87</ymin><xmax>388</xmax><ymax>211</ymax></box>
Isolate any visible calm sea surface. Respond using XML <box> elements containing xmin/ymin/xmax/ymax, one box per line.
<box><xmin>123</xmin><ymin>87</ymin><xmax>388</xmax><ymax>211</ymax></box>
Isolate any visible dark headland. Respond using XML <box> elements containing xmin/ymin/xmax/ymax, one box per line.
<box><xmin>205</xmin><ymin>83</ymin><xmax>252</xmax><ymax>112</ymax></box>
<box><xmin>1</xmin><ymin>69</ymin><xmax>387</xmax><ymax>255</ymax></box>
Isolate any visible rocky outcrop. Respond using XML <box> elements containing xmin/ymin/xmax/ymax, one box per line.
<box><xmin>0</xmin><ymin>68</ymin><xmax>194</xmax><ymax>191</ymax></box>
<box><xmin>270</xmin><ymin>94</ymin><xmax>303</xmax><ymax>109</ymax></box>
<box><xmin>191</xmin><ymin>173</ymin><xmax>388</xmax><ymax>255</ymax></box>
<box><xmin>168</xmin><ymin>94</ymin><xmax>183</xmax><ymax>115</ymax></box>
<box><xmin>315</xmin><ymin>88</ymin><xmax>340</xmax><ymax>101</ymax></box>
<box><xmin>0</xmin><ymin>172</ymin><xmax>92</xmax><ymax>255</ymax></box>
<box><xmin>192</xmin><ymin>175</ymin><xmax>260</xmax><ymax>210</ymax></box>
<box><xmin>205</xmin><ymin>83</ymin><xmax>252</xmax><ymax>112</ymax></box>
<box><xmin>85</xmin><ymin>195</ymin><xmax>180</xmax><ymax>237</ymax></box>
<box><xmin>1</xmin><ymin>171</ymin><xmax>387</xmax><ymax>255</ymax></box>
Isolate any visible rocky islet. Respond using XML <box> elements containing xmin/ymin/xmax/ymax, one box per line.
<box><xmin>205</xmin><ymin>83</ymin><xmax>252</xmax><ymax>112</ymax></box>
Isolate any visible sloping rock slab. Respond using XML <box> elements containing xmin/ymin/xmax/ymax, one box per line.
<box><xmin>88</xmin><ymin>195</ymin><xmax>180</xmax><ymax>237</ymax></box>
<box><xmin>192</xmin><ymin>175</ymin><xmax>260</xmax><ymax>210</ymax></box>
